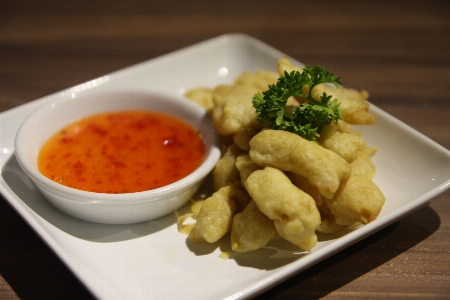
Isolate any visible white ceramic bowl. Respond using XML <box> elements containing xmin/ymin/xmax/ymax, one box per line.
<box><xmin>14</xmin><ymin>90</ymin><xmax>221</xmax><ymax>224</ymax></box>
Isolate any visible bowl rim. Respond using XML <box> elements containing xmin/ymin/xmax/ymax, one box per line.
<box><xmin>14</xmin><ymin>90</ymin><xmax>221</xmax><ymax>204</ymax></box>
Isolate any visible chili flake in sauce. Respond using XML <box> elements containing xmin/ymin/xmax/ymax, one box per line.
<box><xmin>38</xmin><ymin>111</ymin><xmax>206</xmax><ymax>193</ymax></box>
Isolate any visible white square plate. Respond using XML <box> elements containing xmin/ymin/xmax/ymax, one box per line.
<box><xmin>1</xmin><ymin>34</ymin><xmax>449</xmax><ymax>299</ymax></box>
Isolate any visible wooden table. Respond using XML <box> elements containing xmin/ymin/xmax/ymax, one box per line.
<box><xmin>1</xmin><ymin>1</ymin><xmax>449</xmax><ymax>298</ymax></box>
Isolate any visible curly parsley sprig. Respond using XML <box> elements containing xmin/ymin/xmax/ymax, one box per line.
<box><xmin>252</xmin><ymin>65</ymin><xmax>343</xmax><ymax>142</ymax></box>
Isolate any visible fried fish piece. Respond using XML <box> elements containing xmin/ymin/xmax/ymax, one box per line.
<box><xmin>278</xmin><ymin>56</ymin><xmax>303</xmax><ymax>75</ymax></box>
<box><xmin>212</xmin><ymin>85</ymin><xmax>261</xmax><ymax>136</ymax></box>
<box><xmin>189</xmin><ymin>184</ymin><xmax>250</xmax><ymax>243</ymax></box>
<box><xmin>321</xmin><ymin>132</ymin><xmax>366</xmax><ymax>163</ymax></box>
<box><xmin>246</xmin><ymin>167</ymin><xmax>321</xmax><ymax>251</ymax></box>
<box><xmin>185</xmin><ymin>87</ymin><xmax>214</xmax><ymax>112</ymax></box>
<box><xmin>288</xmin><ymin>172</ymin><xmax>323</xmax><ymax>206</ymax></box>
<box><xmin>235</xmin><ymin>153</ymin><xmax>261</xmax><ymax>189</ymax></box>
<box><xmin>315</xmin><ymin>202</ymin><xmax>345</xmax><ymax>234</ymax></box>
<box><xmin>317</xmin><ymin>120</ymin><xmax>357</xmax><ymax>145</ymax></box>
<box><xmin>234</xmin><ymin>70</ymin><xmax>280</xmax><ymax>92</ymax></box>
<box><xmin>249</xmin><ymin>130</ymin><xmax>351</xmax><ymax>199</ymax></box>
<box><xmin>350</xmin><ymin>147</ymin><xmax>378</xmax><ymax>179</ymax></box>
<box><xmin>211</xmin><ymin>70</ymin><xmax>278</xmax><ymax>136</ymax></box>
<box><xmin>288</xmin><ymin>172</ymin><xmax>344</xmax><ymax>234</ymax></box>
<box><xmin>231</xmin><ymin>200</ymin><xmax>277</xmax><ymax>253</ymax></box>
<box><xmin>212</xmin><ymin>143</ymin><xmax>244</xmax><ymax>191</ymax></box>
<box><xmin>233</xmin><ymin>126</ymin><xmax>260</xmax><ymax>151</ymax></box>
<box><xmin>324</xmin><ymin>175</ymin><xmax>385</xmax><ymax>226</ymax></box>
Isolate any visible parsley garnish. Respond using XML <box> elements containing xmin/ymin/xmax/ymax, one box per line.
<box><xmin>252</xmin><ymin>65</ymin><xmax>343</xmax><ymax>142</ymax></box>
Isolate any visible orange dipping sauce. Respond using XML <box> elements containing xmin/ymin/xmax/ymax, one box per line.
<box><xmin>38</xmin><ymin>111</ymin><xmax>206</xmax><ymax>193</ymax></box>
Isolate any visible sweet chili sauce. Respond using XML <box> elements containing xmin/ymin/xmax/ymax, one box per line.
<box><xmin>38</xmin><ymin>111</ymin><xmax>206</xmax><ymax>193</ymax></box>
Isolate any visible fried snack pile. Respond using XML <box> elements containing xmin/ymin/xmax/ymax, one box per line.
<box><xmin>177</xmin><ymin>57</ymin><xmax>385</xmax><ymax>253</ymax></box>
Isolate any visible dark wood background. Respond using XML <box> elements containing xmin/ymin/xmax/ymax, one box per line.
<box><xmin>1</xmin><ymin>0</ymin><xmax>449</xmax><ymax>299</ymax></box>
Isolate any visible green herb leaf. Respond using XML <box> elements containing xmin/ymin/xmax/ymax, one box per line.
<box><xmin>252</xmin><ymin>65</ymin><xmax>343</xmax><ymax>142</ymax></box>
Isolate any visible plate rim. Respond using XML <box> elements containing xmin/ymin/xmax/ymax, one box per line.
<box><xmin>1</xmin><ymin>32</ymin><xmax>450</xmax><ymax>300</ymax></box>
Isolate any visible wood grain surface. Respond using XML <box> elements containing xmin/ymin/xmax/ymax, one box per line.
<box><xmin>1</xmin><ymin>0</ymin><xmax>449</xmax><ymax>299</ymax></box>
